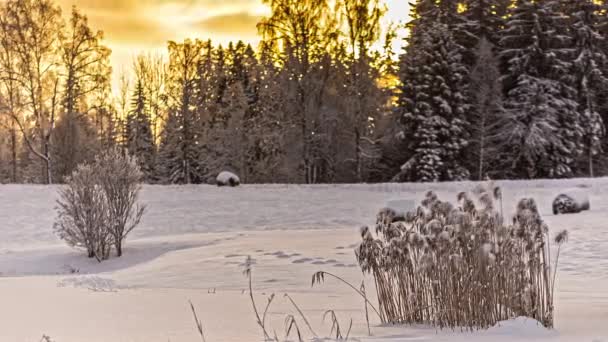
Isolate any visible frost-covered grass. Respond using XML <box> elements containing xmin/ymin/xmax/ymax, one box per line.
<box><xmin>1</xmin><ymin>180</ymin><xmax>608</xmax><ymax>341</ymax></box>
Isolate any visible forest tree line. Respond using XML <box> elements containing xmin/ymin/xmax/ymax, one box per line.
<box><xmin>1</xmin><ymin>0</ymin><xmax>607</xmax><ymax>184</ymax></box>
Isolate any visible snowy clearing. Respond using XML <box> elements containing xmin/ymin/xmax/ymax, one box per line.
<box><xmin>1</xmin><ymin>179</ymin><xmax>608</xmax><ymax>342</ymax></box>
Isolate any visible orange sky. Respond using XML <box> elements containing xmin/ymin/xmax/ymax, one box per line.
<box><xmin>56</xmin><ymin>0</ymin><xmax>410</xmax><ymax>88</ymax></box>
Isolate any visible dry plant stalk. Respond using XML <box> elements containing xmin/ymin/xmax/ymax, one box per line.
<box><xmin>356</xmin><ymin>184</ymin><xmax>567</xmax><ymax>330</ymax></box>
<box><xmin>284</xmin><ymin>293</ymin><xmax>317</xmax><ymax>337</ymax></box>
<box><xmin>262</xmin><ymin>293</ymin><xmax>276</xmax><ymax>330</ymax></box>
<box><xmin>311</xmin><ymin>270</ymin><xmax>381</xmax><ymax>320</ymax></box>
<box><xmin>189</xmin><ymin>301</ymin><xmax>207</xmax><ymax>342</ymax></box>
<box><xmin>345</xmin><ymin>318</ymin><xmax>353</xmax><ymax>341</ymax></box>
<box><xmin>284</xmin><ymin>315</ymin><xmax>304</xmax><ymax>342</ymax></box>
<box><xmin>243</xmin><ymin>256</ymin><xmax>273</xmax><ymax>340</ymax></box>
<box><xmin>323</xmin><ymin>310</ymin><xmax>346</xmax><ymax>340</ymax></box>
<box><xmin>361</xmin><ymin>280</ymin><xmax>371</xmax><ymax>336</ymax></box>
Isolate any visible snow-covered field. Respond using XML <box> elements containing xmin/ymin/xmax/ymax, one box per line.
<box><xmin>1</xmin><ymin>179</ymin><xmax>608</xmax><ymax>342</ymax></box>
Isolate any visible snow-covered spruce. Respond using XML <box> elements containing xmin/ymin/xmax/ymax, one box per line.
<box><xmin>552</xmin><ymin>190</ymin><xmax>590</xmax><ymax>215</ymax></box>
<box><xmin>216</xmin><ymin>171</ymin><xmax>240</xmax><ymax>187</ymax></box>
<box><xmin>500</xmin><ymin>0</ymin><xmax>582</xmax><ymax>178</ymax></box>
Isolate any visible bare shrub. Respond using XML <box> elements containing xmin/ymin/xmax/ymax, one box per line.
<box><xmin>54</xmin><ymin>149</ymin><xmax>145</xmax><ymax>260</ymax></box>
<box><xmin>54</xmin><ymin>164</ymin><xmax>111</xmax><ymax>261</ymax></box>
<box><xmin>95</xmin><ymin>149</ymin><xmax>145</xmax><ymax>257</ymax></box>
<box><xmin>356</xmin><ymin>184</ymin><xmax>567</xmax><ymax>329</ymax></box>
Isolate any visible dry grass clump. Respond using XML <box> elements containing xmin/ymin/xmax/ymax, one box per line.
<box><xmin>356</xmin><ymin>184</ymin><xmax>568</xmax><ymax>330</ymax></box>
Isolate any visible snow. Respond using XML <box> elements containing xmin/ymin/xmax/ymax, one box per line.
<box><xmin>1</xmin><ymin>179</ymin><xmax>608</xmax><ymax>341</ymax></box>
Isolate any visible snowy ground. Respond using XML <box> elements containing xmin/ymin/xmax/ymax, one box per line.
<box><xmin>1</xmin><ymin>180</ymin><xmax>608</xmax><ymax>342</ymax></box>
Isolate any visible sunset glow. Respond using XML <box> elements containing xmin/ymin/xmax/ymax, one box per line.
<box><xmin>56</xmin><ymin>0</ymin><xmax>410</xmax><ymax>84</ymax></box>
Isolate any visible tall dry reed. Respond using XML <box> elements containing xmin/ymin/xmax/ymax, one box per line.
<box><xmin>356</xmin><ymin>183</ymin><xmax>567</xmax><ymax>329</ymax></box>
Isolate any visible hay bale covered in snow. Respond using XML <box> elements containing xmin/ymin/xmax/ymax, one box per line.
<box><xmin>552</xmin><ymin>189</ymin><xmax>590</xmax><ymax>215</ymax></box>
<box><xmin>377</xmin><ymin>199</ymin><xmax>416</xmax><ymax>226</ymax></box>
<box><xmin>216</xmin><ymin>171</ymin><xmax>240</xmax><ymax>187</ymax></box>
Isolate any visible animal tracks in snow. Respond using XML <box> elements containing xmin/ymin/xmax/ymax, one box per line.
<box><xmin>235</xmin><ymin>249</ymin><xmax>359</xmax><ymax>268</ymax></box>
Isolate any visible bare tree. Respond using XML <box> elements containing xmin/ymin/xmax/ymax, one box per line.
<box><xmin>133</xmin><ymin>53</ymin><xmax>166</xmax><ymax>144</ymax></box>
<box><xmin>258</xmin><ymin>0</ymin><xmax>339</xmax><ymax>183</ymax></box>
<box><xmin>338</xmin><ymin>0</ymin><xmax>389</xmax><ymax>181</ymax></box>
<box><xmin>60</xmin><ymin>6</ymin><xmax>111</xmax><ymax>121</ymax></box>
<box><xmin>53</xmin><ymin>6</ymin><xmax>110</xmax><ymax>178</ymax></box>
<box><xmin>95</xmin><ymin>149</ymin><xmax>145</xmax><ymax>257</ymax></box>
<box><xmin>0</xmin><ymin>20</ymin><xmax>22</xmax><ymax>183</ymax></box>
<box><xmin>54</xmin><ymin>163</ymin><xmax>110</xmax><ymax>261</ymax></box>
<box><xmin>115</xmin><ymin>69</ymin><xmax>131</xmax><ymax>151</ymax></box>
<box><xmin>468</xmin><ymin>38</ymin><xmax>504</xmax><ymax>180</ymax></box>
<box><xmin>0</xmin><ymin>0</ymin><xmax>63</xmax><ymax>184</ymax></box>
<box><xmin>158</xmin><ymin>39</ymin><xmax>204</xmax><ymax>184</ymax></box>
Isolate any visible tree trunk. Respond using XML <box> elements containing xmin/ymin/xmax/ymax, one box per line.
<box><xmin>355</xmin><ymin>129</ymin><xmax>361</xmax><ymax>182</ymax></box>
<box><xmin>301</xmin><ymin>110</ymin><xmax>309</xmax><ymax>184</ymax></box>
<box><xmin>10</xmin><ymin>122</ymin><xmax>17</xmax><ymax>183</ymax></box>
<box><xmin>115</xmin><ymin>239</ymin><xmax>123</xmax><ymax>257</ymax></box>
<box><xmin>44</xmin><ymin>140</ymin><xmax>52</xmax><ymax>184</ymax></box>
<box><xmin>479</xmin><ymin>110</ymin><xmax>486</xmax><ymax>181</ymax></box>
<box><xmin>589</xmin><ymin>148</ymin><xmax>594</xmax><ymax>178</ymax></box>
<box><xmin>478</xmin><ymin>144</ymin><xmax>485</xmax><ymax>181</ymax></box>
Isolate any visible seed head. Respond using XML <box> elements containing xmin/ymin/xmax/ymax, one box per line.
<box><xmin>554</xmin><ymin>230</ymin><xmax>569</xmax><ymax>244</ymax></box>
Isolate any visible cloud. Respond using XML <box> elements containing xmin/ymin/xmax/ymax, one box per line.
<box><xmin>56</xmin><ymin>0</ymin><xmax>264</xmax><ymax>46</ymax></box>
<box><xmin>195</xmin><ymin>12</ymin><xmax>262</xmax><ymax>37</ymax></box>
<box><xmin>86</xmin><ymin>14</ymin><xmax>169</xmax><ymax>46</ymax></box>
<box><xmin>58</xmin><ymin>0</ymin><xmax>261</xmax><ymax>17</ymax></box>
<box><xmin>57</xmin><ymin>0</ymin><xmax>138</xmax><ymax>14</ymax></box>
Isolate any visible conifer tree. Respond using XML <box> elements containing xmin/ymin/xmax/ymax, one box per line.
<box><xmin>126</xmin><ymin>80</ymin><xmax>155</xmax><ymax>181</ymax></box>
<box><xmin>396</xmin><ymin>0</ymin><xmax>470</xmax><ymax>182</ymax></box>
<box><xmin>566</xmin><ymin>0</ymin><xmax>607</xmax><ymax>176</ymax></box>
<box><xmin>462</xmin><ymin>0</ymin><xmax>510</xmax><ymax>45</ymax></box>
<box><xmin>157</xmin><ymin>40</ymin><xmax>204</xmax><ymax>184</ymax></box>
<box><xmin>245</xmin><ymin>42</ymin><xmax>287</xmax><ymax>183</ymax></box>
<box><xmin>500</xmin><ymin>0</ymin><xmax>581</xmax><ymax>178</ymax></box>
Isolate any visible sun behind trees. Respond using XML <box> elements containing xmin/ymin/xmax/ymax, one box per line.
<box><xmin>0</xmin><ymin>0</ymin><xmax>111</xmax><ymax>184</ymax></box>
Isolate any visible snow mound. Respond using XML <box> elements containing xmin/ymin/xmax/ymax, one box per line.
<box><xmin>484</xmin><ymin>317</ymin><xmax>555</xmax><ymax>338</ymax></box>
<box><xmin>216</xmin><ymin>171</ymin><xmax>240</xmax><ymax>187</ymax></box>
<box><xmin>553</xmin><ymin>188</ymin><xmax>590</xmax><ymax>214</ymax></box>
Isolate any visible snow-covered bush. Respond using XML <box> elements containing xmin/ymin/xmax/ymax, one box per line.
<box><xmin>552</xmin><ymin>190</ymin><xmax>590</xmax><ymax>215</ymax></box>
<box><xmin>95</xmin><ymin>149</ymin><xmax>146</xmax><ymax>257</ymax></box>
<box><xmin>216</xmin><ymin>171</ymin><xmax>240</xmax><ymax>187</ymax></box>
<box><xmin>356</xmin><ymin>184</ymin><xmax>568</xmax><ymax>329</ymax></box>
<box><xmin>54</xmin><ymin>149</ymin><xmax>145</xmax><ymax>261</ymax></box>
<box><xmin>54</xmin><ymin>164</ymin><xmax>111</xmax><ymax>261</ymax></box>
